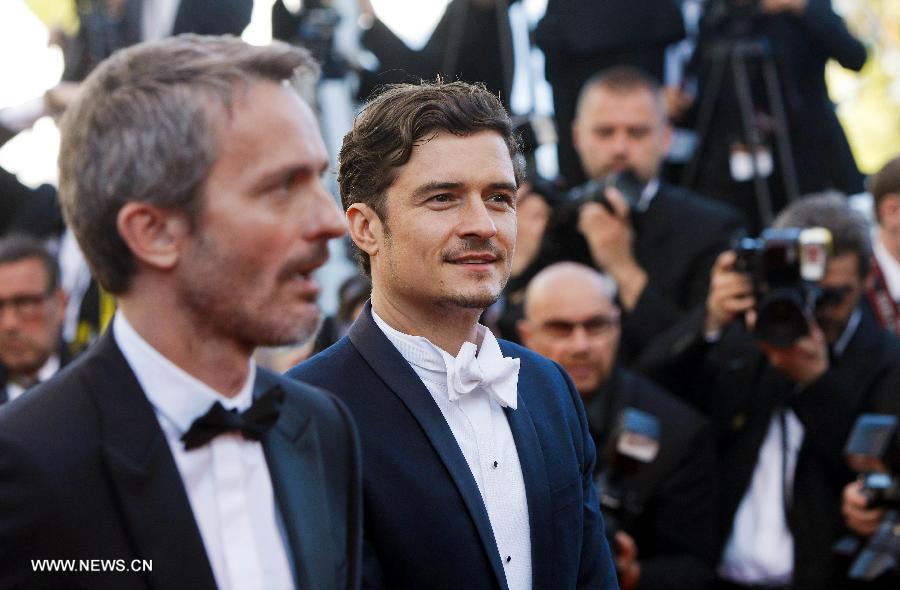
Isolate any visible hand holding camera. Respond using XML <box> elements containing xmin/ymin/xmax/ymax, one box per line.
<box><xmin>843</xmin><ymin>479</ymin><xmax>886</xmax><ymax>538</ymax></box>
<box><xmin>705</xmin><ymin>250</ymin><xmax>756</xmax><ymax>336</ymax></box>
<box><xmin>577</xmin><ymin>186</ymin><xmax>648</xmax><ymax>310</ymax></box>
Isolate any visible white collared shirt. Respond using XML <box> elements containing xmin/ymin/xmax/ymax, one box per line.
<box><xmin>142</xmin><ymin>0</ymin><xmax>181</xmax><ymax>42</ymax></box>
<box><xmin>113</xmin><ymin>313</ymin><xmax>294</xmax><ymax>590</ymax></box>
<box><xmin>5</xmin><ymin>354</ymin><xmax>60</xmax><ymax>402</ymax></box>
<box><xmin>372</xmin><ymin>311</ymin><xmax>532</xmax><ymax>590</ymax></box>
<box><xmin>874</xmin><ymin>236</ymin><xmax>900</xmax><ymax>302</ymax></box>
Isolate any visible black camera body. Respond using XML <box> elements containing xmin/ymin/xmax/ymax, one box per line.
<box><xmin>733</xmin><ymin>227</ymin><xmax>832</xmax><ymax>347</ymax></box>
<box><xmin>565</xmin><ymin>169</ymin><xmax>645</xmax><ymax>216</ymax></box>
<box><xmin>840</xmin><ymin>414</ymin><xmax>900</xmax><ymax>581</ymax></box>
<box><xmin>594</xmin><ymin>407</ymin><xmax>660</xmax><ymax>554</ymax></box>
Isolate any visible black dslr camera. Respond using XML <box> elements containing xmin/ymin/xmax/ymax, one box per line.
<box><xmin>733</xmin><ymin>227</ymin><xmax>832</xmax><ymax>347</ymax></box>
<box><xmin>836</xmin><ymin>414</ymin><xmax>900</xmax><ymax>582</ymax></box>
<box><xmin>595</xmin><ymin>407</ymin><xmax>661</xmax><ymax>553</ymax></box>
<box><xmin>558</xmin><ymin>169</ymin><xmax>645</xmax><ymax>225</ymax></box>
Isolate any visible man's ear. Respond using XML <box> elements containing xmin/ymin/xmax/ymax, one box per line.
<box><xmin>346</xmin><ymin>203</ymin><xmax>384</xmax><ymax>259</ymax></box>
<box><xmin>116</xmin><ymin>202</ymin><xmax>190</xmax><ymax>272</ymax></box>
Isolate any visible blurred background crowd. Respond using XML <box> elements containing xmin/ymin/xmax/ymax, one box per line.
<box><xmin>3</xmin><ymin>0</ymin><xmax>900</xmax><ymax>588</ymax></box>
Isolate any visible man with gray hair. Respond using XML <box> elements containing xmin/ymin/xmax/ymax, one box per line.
<box><xmin>0</xmin><ymin>35</ymin><xmax>360</xmax><ymax>589</ymax></box>
<box><xmin>640</xmin><ymin>194</ymin><xmax>900</xmax><ymax>589</ymax></box>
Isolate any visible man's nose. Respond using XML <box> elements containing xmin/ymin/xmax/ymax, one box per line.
<box><xmin>0</xmin><ymin>304</ymin><xmax>21</xmax><ymax>330</ymax></box>
<box><xmin>458</xmin><ymin>197</ymin><xmax>497</xmax><ymax>240</ymax></box>
<box><xmin>305</xmin><ymin>182</ymin><xmax>347</xmax><ymax>242</ymax></box>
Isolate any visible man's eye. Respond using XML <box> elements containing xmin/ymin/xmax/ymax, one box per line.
<box><xmin>430</xmin><ymin>194</ymin><xmax>453</xmax><ymax>203</ymax></box>
<box><xmin>488</xmin><ymin>193</ymin><xmax>514</xmax><ymax>206</ymax></box>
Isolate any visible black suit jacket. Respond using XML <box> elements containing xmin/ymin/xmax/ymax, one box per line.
<box><xmin>588</xmin><ymin>367</ymin><xmax>717</xmax><ymax>590</ymax></box>
<box><xmin>0</xmin><ymin>332</ymin><xmax>362</xmax><ymax>590</ymax></box>
<box><xmin>287</xmin><ymin>303</ymin><xmax>618</xmax><ymax>590</ymax></box>
<box><xmin>511</xmin><ymin>182</ymin><xmax>745</xmax><ymax>364</ymax></box>
<box><xmin>638</xmin><ymin>305</ymin><xmax>900</xmax><ymax>589</ymax></box>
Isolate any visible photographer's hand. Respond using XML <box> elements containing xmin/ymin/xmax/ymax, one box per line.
<box><xmin>757</xmin><ymin>320</ymin><xmax>829</xmax><ymax>386</ymax></box>
<box><xmin>842</xmin><ymin>479</ymin><xmax>885</xmax><ymax>537</ymax></box>
<box><xmin>577</xmin><ymin>187</ymin><xmax>647</xmax><ymax>311</ymax></box>
<box><xmin>705</xmin><ymin>251</ymin><xmax>754</xmax><ymax>337</ymax></box>
<box><xmin>614</xmin><ymin>530</ymin><xmax>641</xmax><ymax>590</ymax></box>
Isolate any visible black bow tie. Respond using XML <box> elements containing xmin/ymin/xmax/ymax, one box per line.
<box><xmin>181</xmin><ymin>386</ymin><xmax>285</xmax><ymax>450</ymax></box>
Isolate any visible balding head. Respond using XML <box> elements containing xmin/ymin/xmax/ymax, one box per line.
<box><xmin>519</xmin><ymin>263</ymin><xmax>620</xmax><ymax>396</ymax></box>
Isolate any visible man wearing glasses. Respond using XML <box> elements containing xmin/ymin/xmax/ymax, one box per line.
<box><xmin>518</xmin><ymin>262</ymin><xmax>717</xmax><ymax>590</ymax></box>
<box><xmin>0</xmin><ymin>234</ymin><xmax>67</xmax><ymax>404</ymax></box>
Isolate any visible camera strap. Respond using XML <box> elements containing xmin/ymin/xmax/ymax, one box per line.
<box><xmin>866</xmin><ymin>255</ymin><xmax>900</xmax><ymax>336</ymax></box>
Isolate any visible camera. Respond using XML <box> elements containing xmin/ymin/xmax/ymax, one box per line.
<box><xmin>565</xmin><ymin>169</ymin><xmax>645</xmax><ymax>217</ymax></box>
<box><xmin>594</xmin><ymin>407</ymin><xmax>660</xmax><ymax>552</ymax></box>
<box><xmin>733</xmin><ymin>227</ymin><xmax>832</xmax><ymax>347</ymax></box>
<box><xmin>837</xmin><ymin>414</ymin><xmax>900</xmax><ymax>582</ymax></box>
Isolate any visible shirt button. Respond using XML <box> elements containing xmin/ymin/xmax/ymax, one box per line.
<box><xmin>506</xmin><ymin>556</ymin><xmax>512</xmax><ymax>563</ymax></box>
<box><xmin>492</xmin><ymin>460</ymin><xmax>499</xmax><ymax>469</ymax></box>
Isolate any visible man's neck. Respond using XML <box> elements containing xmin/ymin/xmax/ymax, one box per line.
<box><xmin>117</xmin><ymin>294</ymin><xmax>252</xmax><ymax>398</ymax></box>
<box><xmin>371</xmin><ymin>291</ymin><xmax>482</xmax><ymax>356</ymax></box>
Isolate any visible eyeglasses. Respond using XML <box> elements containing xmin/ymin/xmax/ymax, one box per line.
<box><xmin>0</xmin><ymin>292</ymin><xmax>52</xmax><ymax>319</ymax></box>
<box><xmin>818</xmin><ymin>285</ymin><xmax>856</xmax><ymax>308</ymax></box>
<box><xmin>538</xmin><ymin>314</ymin><xmax>620</xmax><ymax>339</ymax></box>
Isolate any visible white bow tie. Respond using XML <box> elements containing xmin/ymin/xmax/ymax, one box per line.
<box><xmin>440</xmin><ymin>330</ymin><xmax>519</xmax><ymax>409</ymax></box>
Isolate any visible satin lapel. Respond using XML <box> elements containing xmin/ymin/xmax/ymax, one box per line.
<box><xmin>92</xmin><ymin>333</ymin><xmax>216</xmax><ymax>590</ymax></box>
<box><xmin>348</xmin><ymin>303</ymin><xmax>509</xmax><ymax>590</ymax></box>
<box><xmin>501</xmin><ymin>363</ymin><xmax>554</xmax><ymax>590</ymax></box>
<box><xmin>258</xmin><ymin>371</ymin><xmax>335</xmax><ymax>590</ymax></box>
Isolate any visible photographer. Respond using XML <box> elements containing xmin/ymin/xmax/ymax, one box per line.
<box><xmin>686</xmin><ymin>0</ymin><xmax>867</xmax><ymax>231</ymax></box>
<box><xmin>519</xmin><ymin>262</ymin><xmax>717</xmax><ymax>590</ymax></box>
<box><xmin>639</xmin><ymin>194</ymin><xmax>900</xmax><ymax>589</ymax></box>
<box><xmin>508</xmin><ymin>66</ymin><xmax>745</xmax><ymax>365</ymax></box>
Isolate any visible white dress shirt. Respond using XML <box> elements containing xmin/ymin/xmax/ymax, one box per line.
<box><xmin>142</xmin><ymin>0</ymin><xmax>181</xmax><ymax>42</ymax></box>
<box><xmin>373</xmin><ymin>311</ymin><xmax>532</xmax><ymax>590</ymax></box>
<box><xmin>113</xmin><ymin>313</ymin><xmax>294</xmax><ymax>590</ymax></box>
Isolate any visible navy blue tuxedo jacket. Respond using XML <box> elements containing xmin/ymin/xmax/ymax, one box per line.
<box><xmin>287</xmin><ymin>303</ymin><xmax>618</xmax><ymax>590</ymax></box>
<box><xmin>0</xmin><ymin>331</ymin><xmax>362</xmax><ymax>590</ymax></box>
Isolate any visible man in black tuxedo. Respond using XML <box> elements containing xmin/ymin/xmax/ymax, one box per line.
<box><xmin>509</xmin><ymin>66</ymin><xmax>745</xmax><ymax>365</ymax></box>
<box><xmin>638</xmin><ymin>194</ymin><xmax>900</xmax><ymax>589</ymax></box>
<box><xmin>0</xmin><ymin>234</ymin><xmax>68</xmax><ymax>404</ymax></box>
<box><xmin>0</xmin><ymin>36</ymin><xmax>360</xmax><ymax>590</ymax></box>
<box><xmin>535</xmin><ymin>0</ymin><xmax>685</xmax><ymax>186</ymax></box>
<box><xmin>518</xmin><ymin>262</ymin><xmax>717</xmax><ymax>590</ymax></box>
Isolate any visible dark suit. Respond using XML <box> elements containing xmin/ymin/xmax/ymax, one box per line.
<box><xmin>287</xmin><ymin>303</ymin><xmax>618</xmax><ymax>590</ymax></box>
<box><xmin>0</xmin><ymin>340</ymin><xmax>70</xmax><ymax>405</ymax></box>
<box><xmin>534</xmin><ymin>0</ymin><xmax>685</xmax><ymax>186</ymax></box>
<box><xmin>507</xmin><ymin>182</ymin><xmax>745</xmax><ymax>364</ymax></box>
<box><xmin>63</xmin><ymin>0</ymin><xmax>253</xmax><ymax>82</ymax></box>
<box><xmin>588</xmin><ymin>367</ymin><xmax>717</xmax><ymax>590</ymax></box>
<box><xmin>0</xmin><ymin>331</ymin><xmax>362</xmax><ymax>590</ymax></box>
<box><xmin>638</xmin><ymin>305</ymin><xmax>900</xmax><ymax>589</ymax></box>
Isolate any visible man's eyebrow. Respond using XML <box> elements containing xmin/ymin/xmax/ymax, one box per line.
<box><xmin>487</xmin><ymin>182</ymin><xmax>518</xmax><ymax>193</ymax></box>
<box><xmin>411</xmin><ymin>182</ymin><xmax>463</xmax><ymax>199</ymax></box>
<box><xmin>255</xmin><ymin>161</ymin><xmax>329</xmax><ymax>187</ymax></box>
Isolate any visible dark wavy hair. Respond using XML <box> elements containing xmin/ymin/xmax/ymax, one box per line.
<box><xmin>338</xmin><ymin>80</ymin><xmax>524</xmax><ymax>274</ymax></box>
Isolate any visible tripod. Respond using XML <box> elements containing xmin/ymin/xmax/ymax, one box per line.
<box><xmin>682</xmin><ymin>37</ymin><xmax>800</xmax><ymax>228</ymax></box>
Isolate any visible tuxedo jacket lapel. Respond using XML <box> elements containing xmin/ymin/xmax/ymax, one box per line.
<box><xmin>257</xmin><ymin>371</ymin><xmax>336</xmax><ymax>590</ymax></box>
<box><xmin>348</xmin><ymin>304</ymin><xmax>509</xmax><ymax>590</ymax></box>
<box><xmin>90</xmin><ymin>333</ymin><xmax>216</xmax><ymax>590</ymax></box>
